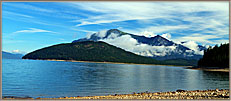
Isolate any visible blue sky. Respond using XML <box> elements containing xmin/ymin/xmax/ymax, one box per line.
<box><xmin>2</xmin><ymin>2</ymin><xmax>229</xmax><ymax>54</ymax></box>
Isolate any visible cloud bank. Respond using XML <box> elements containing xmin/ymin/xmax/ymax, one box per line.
<box><xmin>95</xmin><ymin>30</ymin><xmax>204</xmax><ymax>57</ymax></box>
<box><xmin>100</xmin><ymin>34</ymin><xmax>178</xmax><ymax>57</ymax></box>
<box><xmin>11</xmin><ymin>49</ymin><xmax>26</xmax><ymax>54</ymax></box>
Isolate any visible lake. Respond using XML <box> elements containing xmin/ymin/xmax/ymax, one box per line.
<box><xmin>2</xmin><ymin>59</ymin><xmax>229</xmax><ymax>98</ymax></box>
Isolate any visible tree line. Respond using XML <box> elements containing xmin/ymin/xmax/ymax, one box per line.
<box><xmin>198</xmin><ymin>43</ymin><xmax>229</xmax><ymax>68</ymax></box>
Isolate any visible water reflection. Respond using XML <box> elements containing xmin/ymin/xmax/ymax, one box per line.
<box><xmin>2</xmin><ymin>59</ymin><xmax>230</xmax><ymax>98</ymax></box>
<box><xmin>202</xmin><ymin>71</ymin><xmax>229</xmax><ymax>81</ymax></box>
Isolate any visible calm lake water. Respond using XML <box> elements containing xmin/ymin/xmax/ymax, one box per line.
<box><xmin>2</xmin><ymin>59</ymin><xmax>229</xmax><ymax>98</ymax></box>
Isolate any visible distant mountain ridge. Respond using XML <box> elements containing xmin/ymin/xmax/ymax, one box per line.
<box><xmin>2</xmin><ymin>51</ymin><xmax>23</xmax><ymax>59</ymax></box>
<box><xmin>73</xmin><ymin>29</ymin><xmax>206</xmax><ymax>60</ymax></box>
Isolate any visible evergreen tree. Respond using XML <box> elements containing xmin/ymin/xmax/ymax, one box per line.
<box><xmin>198</xmin><ymin>43</ymin><xmax>229</xmax><ymax>68</ymax></box>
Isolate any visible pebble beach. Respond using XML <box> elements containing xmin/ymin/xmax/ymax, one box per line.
<box><xmin>43</xmin><ymin>89</ymin><xmax>229</xmax><ymax>100</ymax></box>
<box><xmin>4</xmin><ymin>89</ymin><xmax>228</xmax><ymax>100</ymax></box>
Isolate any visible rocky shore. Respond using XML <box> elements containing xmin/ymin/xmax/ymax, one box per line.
<box><xmin>5</xmin><ymin>89</ymin><xmax>227</xmax><ymax>100</ymax></box>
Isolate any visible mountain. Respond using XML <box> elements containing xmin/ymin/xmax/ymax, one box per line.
<box><xmin>73</xmin><ymin>29</ymin><xmax>128</xmax><ymax>42</ymax></box>
<box><xmin>22</xmin><ymin>41</ymin><xmax>159</xmax><ymax>64</ymax></box>
<box><xmin>73</xmin><ymin>29</ymin><xmax>176</xmax><ymax>46</ymax></box>
<box><xmin>22</xmin><ymin>41</ymin><xmax>197</xmax><ymax>66</ymax></box>
<box><xmin>198</xmin><ymin>43</ymin><xmax>229</xmax><ymax>68</ymax></box>
<box><xmin>72</xmin><ymin>29</ymin><xmax>206</xmax><ymax>60</ymax></box>
<box><xmin>2</xmin><ymin>51</ymin><xmax>23</xmax><ymax>59</ymax></box>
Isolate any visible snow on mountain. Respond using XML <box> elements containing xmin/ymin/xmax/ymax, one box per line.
<box><xmin>72</xmin><ymin>29</ymin><xmax>207</xmax><ymax>60</ymax></box>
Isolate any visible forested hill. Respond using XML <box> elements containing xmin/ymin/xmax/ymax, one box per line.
<box><xmin>22</xmin><ymin>41</ymin><xmax>160</xmax><ymax>64</ymax></box>
<box><xmin>22</xmin><ymin>41</ymin><xmax>197</xmax><ymax>66</ymax></box>
<box><xmin>198</xmin><ymin>43</ymin><xmax>229</xmax><ymax>68</ymax></box>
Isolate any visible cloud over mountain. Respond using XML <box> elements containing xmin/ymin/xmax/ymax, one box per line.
<box><xmin>180</xmin><ymin>41</ymin><xmax>203</xmax><ymax>55</ymax></box>
<box><xmin>73</xmin><ymin>29</ymin><xmax>206</xmax><ymax>60</ymax></box>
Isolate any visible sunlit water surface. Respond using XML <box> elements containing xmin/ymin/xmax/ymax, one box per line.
<box><xmin>3</xmin><ymin>59</ymin><xmax>229</xmax><ymax>98</ymax></box>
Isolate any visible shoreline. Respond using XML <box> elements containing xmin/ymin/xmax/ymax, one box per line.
<box><xmin>23</xmin><ymin>59</ymin><xmax>229</xmax><ymax>72</ymax></box>
<box><xmin>4</xmin><ymin>89</ymin><xmax>230</xmax><ymax>100</ymax></box>
<box><xmin>186</xmin><ymin>67</ymin><xmax>230</xmax><ymax>72</ymax></box>
<box><xmin>23</xmin><ymin>58</ymin><xmax>193</xmax><ymax>68</ymax></box>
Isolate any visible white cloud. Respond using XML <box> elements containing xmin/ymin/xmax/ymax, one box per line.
<box><xmin>86</xmin><ymin>33</ymin><xmax>93</xmax><ymax>39</ymax></box>
<box><xmin>3</xmin><ymin>3</ymin><xmax>85</xmax><ymax>28</ymax></box>
<box><xmin>139</xmin><ymin>31</ymin><xmax>156</xmax><ymax>37</ymax></box>
<box><xmin>11</xmin><ymin>49</ymin><xmax>26</xmax><ymax>54</ymax></box>
<box><xmin>3</xmin><ymin>2</ymin><xmax>228</xmax><ymax>51</ymax></box>
<box><xmin>71</xmin><ymin>2</ymin><xmax>228</xmax><ymax>27</ymax></box>
<box><xmin>137</xmin><ymin>25</ymin><xmax>190</xmax><ymax>34</ymax></box>
<box><xmin>76</xmin><ymin>19</ymin><xmax>124</xmax><ymax>27</ymax></box>
<box><xmin>134</xmin><ymin>45</ymin><xmax>177</xmax><ymax>57</ymax></box>
<box><xmin>173</xmin><ymin>33</ymin><xmax>221</xmax><ymax>45</ymax></box>
<box><xmin>3</xmin><ymin>3</ymin><xmax>54</xmax><ymax>13</ymax></box>
<box><xmin>71</xmin><ymin>2</ymin><xmax>169</xmax><ymax>26</ymax></box>
<box><xmin>3</xmin><ymin>11</ymin><xmax>33</xmax><ymax>18</ymax></box>
<box><xmin>212</xmin><ymin>39</ymin><xmax>229</xmax><ymax>45</ymax></box>
<box><xmin>72</xmin><ymin>28</ymin><xmax>96</xmax><ymax>33</ymax></box>
<box><xmin>100</xmin><ymin>34</ymin><xmax>178</xmax><ymax>57</ymax></box>
<box><xmin>70</xmin><ymin>2</ymin><xmax>228</xmax><ymax>46</ymax></box>
<box><xmin>85</xmin><ymin>29</ymin><xmax>227</xmax><ymax>56</ymax></box>
<box><xmin>14</xmin><ymin>28</ymin><xmax>56</xmax><ymax>34</ymax></box>
<box><xmin>180</xmin><ymin>41</ymin><xmax>203</xmax><ymax>55</ymax></box>
<box><xmin>100</xmin><ymin>35</ymin><xmax>138</xmax><ymax>52</ymax></box>
<box><xmin>161</xmin><ymin>33</ymin><xmax>171</xmax><ymax>40</ymax></box>
<box><xmin>12</xmin><ymin>49</ymin><xmax>20</xmax><ymax>53</ymax></box>
<box><xmin>107</xmin><ymin>32</ymin><xmax>119</xmax><ymax>39</ymax></box>
<box><xmin>95</xmin><ymin>30</ymin><xmax>108</xmax><ymax>38</ymax></box>
<box><xmin>182</xmin><ymin>16</ymin><xmax>229</xmax><ymax>36</ymax></box>
<box><xmin>85</xmin><ymin>29</ymin><xmax>211</xmax><ymax>57</ymax></box>
<box><xmin>86</xmin><ymin>30</ymin><xmax>111</xmax><ymax>39</ymax></box>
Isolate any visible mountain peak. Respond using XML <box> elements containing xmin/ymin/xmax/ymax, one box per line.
<box><xmin>106</xmin><ymin>29</ymin><xmax>121</xmax><ymax>35</ymax></box>
<box><xmin>153</xmin><ymin>35</ymin><xmax>166</xmax><ymax>39</ymax></box>
<box><xmin>107</xmin><ymin>29</ymin><xmax>128</xmax><ymax>35</ymax></box>
<box><xmin>146</xmin><ymin>35</ymin><xmax>174</xmax><ymax>46</ymax></box>
<box><xmin>108</xmin><ymin>29</ymin><xmax>120</xmax><ymax>32</ymax></box>
<box><xmin>102</xmin><ymin>29</ymin><xmax>128</xmax><ymax>39</ymax></box>
<box><xmin>156</xmin><ymin>35</ymin><xmax>161</xmax><ymax>37</ymax></box>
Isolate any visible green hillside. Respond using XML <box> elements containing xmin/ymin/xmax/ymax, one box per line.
<box><xmin>22</xmin><ymin>41</ymin><xmax>160</xmax><ymax>64</ymax></box>
<box><xmin>22</xmin><ymin>41</ymin><xmax>197</xmax><ymax>66</ymax></box>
